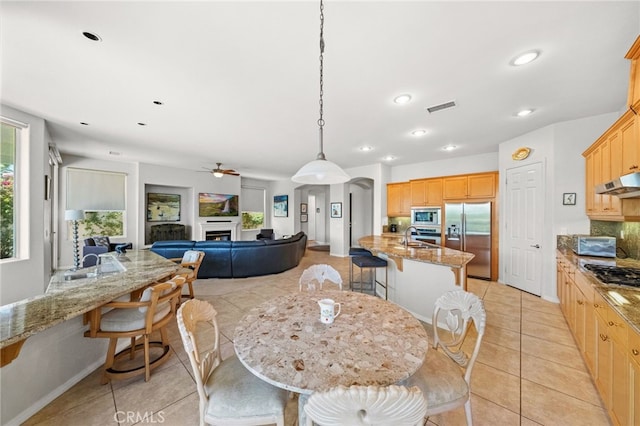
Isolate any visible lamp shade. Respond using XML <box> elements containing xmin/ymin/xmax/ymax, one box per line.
<box><xmin>64</xmin><ymin>209</ymin><xmax>84</xmax><ymax>221</ymax></box>
<box><xmin>213</xmin><ymin>171</ymin><xmax>224</xmax><ymax>178</ymax></box>
<box><xmin>291</xmin><ymin>159</ymin><xmax>350</xmax><ymax>184</ymax></box>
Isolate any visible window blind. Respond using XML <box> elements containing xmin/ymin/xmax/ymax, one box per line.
<box><xmin>66</xmin><ymin>168</ymin><xmax>126</xmax><ymax>211</ymax></box>
<box><xmin>241</xmin><ymin>187</ymin><xmax>265</xmax><ymax>212</ymax></box>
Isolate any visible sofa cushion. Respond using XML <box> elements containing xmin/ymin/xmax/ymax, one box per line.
<box><xmin>150</xmin><ymin>240</ymin><xmax>196</xmax><ymax>260</ymax></box>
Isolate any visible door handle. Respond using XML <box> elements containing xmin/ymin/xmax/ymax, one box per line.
<box><xmin>530</xmin><ymin>244</ymin><xmax>540</xmax><ymax>248</ymax></box>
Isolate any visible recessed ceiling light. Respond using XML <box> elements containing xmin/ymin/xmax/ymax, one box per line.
<box><xmin>442</xmin><ymin>145</ymin><xmax>457</xmax><ymax>151</ymax></box>
<box><xmin>359</xmin><ymin>146</ymin><xmax>373</xmax><ymax>152</ymax></box>
<box><xmin>80</xmin><ymin>122</ymin><xmax>89</xmax><ymax>126</ymax></box>
<box><xmin>82</xmin><ymin>31</ymin><xmax>102</xmax><ymax>42</ymax></box>
<box><xmin>137</xmin><ymin>122</ymin><xmax>147</xmax><ymax>126</ymax></box>
<box><xmin>393</xmin><ymin>94</ymin><xmax>412</xmax><ymax>104</ymax></box>
<box><xmin>411</xmin><ymin>129</ymin><xmax>427</xmax><ymax>137</ymax></box>
<box><xmin>516</xmin><ymin>109</ymin><xmax>534</xmax><ymax>117</ymax></box>
<box><xmin>510</xmin><ymin>50</ymin><xmax>540</xmax><ymax>66</ymax></box>
<box><xmin>383</xmin><ymin>155</ymin><xmax>396</xmax><ymax>161</ymax></box>
<box><xmin>153</xmin><ymin>100</ymin><xmax>164</xmax><ymax>105</ymax></box>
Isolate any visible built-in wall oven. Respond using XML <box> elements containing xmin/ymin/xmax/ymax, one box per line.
<box><xmin>411</xmin><ymin>207</ymin><xmax>441</xmax><ymax>227</ymax></box>
<box><xmin>413</xmin><ymin>227</ymin><xmax>442</xmax><ymax>245</ymax></box>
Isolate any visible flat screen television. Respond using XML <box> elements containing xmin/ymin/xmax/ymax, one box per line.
<box><xmin>199</xmin><ymin>193</ymin><xmax>239</xmax><ymax>217</ymax></box>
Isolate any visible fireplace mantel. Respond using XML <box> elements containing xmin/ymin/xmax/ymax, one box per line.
<box><xmin>199</xmin><ymin>222</ymin><xmax>239</xmax><ymax>241</ymax></box>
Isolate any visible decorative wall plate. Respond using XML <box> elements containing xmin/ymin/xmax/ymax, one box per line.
<box><xmin>512</xmin><ymin>147</ymin><xmax>531</xmax><ymax>161</ymax></box>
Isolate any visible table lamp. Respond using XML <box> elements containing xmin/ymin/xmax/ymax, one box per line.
<box><xmin>65</xmin><ymin>209</ymin><xmax>84</xmax><ymax>269</ymax></box>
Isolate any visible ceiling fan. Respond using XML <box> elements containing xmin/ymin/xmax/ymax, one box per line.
<box><xmin>203</xmin><ymin>163</ymin><xmax>240</xmax><ymax>178</ymax></box>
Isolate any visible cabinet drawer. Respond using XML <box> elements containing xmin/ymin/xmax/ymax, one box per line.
<box><xmin>574</xmin><ymin>272</ymin><xmax>593</xmax><ymax>304</ymax></box>
<box><xmin>593</xmin><ymin>291</ymin><xmax>609</xmax><ymax>320</ymax></box>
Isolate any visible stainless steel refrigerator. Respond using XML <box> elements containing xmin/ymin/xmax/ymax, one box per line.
<box><xmin>444</xmin><ymin>202</ymin><xmax>492</xmax><ymax>280</ymax></box>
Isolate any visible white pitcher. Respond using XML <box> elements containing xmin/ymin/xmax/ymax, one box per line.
<box><xmin>318</xmin><ymin>298</ymin><xmax>341</xmax><ymax>324</ymax></box>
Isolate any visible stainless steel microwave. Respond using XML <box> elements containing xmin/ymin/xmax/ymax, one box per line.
<box><xmin>411</xmin><ymin>207</ymin><xmax>441</xmax><ymax>226</ymax></box>
<box><xmin>572</xmin><ymin>235</ymin><xmax>616</xmax><ymax>258</ymax></box>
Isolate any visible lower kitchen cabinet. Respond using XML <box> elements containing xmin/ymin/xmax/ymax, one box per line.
<box><xmin>557</xmin><ymin>251</ymin><xmax>640</xmax><ymax>425</ymax></box>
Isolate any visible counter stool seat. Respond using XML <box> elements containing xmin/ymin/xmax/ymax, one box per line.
<box><xmin>348</xmin><ymin>248</ymin><xmax>372</xmax><ymax>289</ymax></box>
<box><xmin>351</xmin><ymin>255</ymin><xmax>388</xmax><ymax>299</ymax></box>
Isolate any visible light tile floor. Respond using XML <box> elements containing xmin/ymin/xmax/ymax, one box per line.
<box><xmin>24</xmin><ymin>248</ymin><xmax>611</xmax><ymax>425</ymax></box>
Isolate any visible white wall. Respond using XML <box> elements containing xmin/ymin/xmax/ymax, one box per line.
<box><xmin>498</xmin><ymin>112</ymin><xmax>620</xmax><ymax>302</ymax></box>
<box><xmin>0</xmin><ymin>106</ymin><xmax>49</xmax><ymax>305</ymax></box>
<box><xmin>391</xmin><ymin>152</ymin><xmax>499</xmax><ymax>182</ymax></box>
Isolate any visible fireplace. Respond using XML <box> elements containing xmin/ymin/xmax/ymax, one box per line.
<box><xmin>199</xmin><ymin>222</ymin><xmax>239</xmax><ymax>241</ymax></box>
<box><xmin>206</xmin><ymin>230</ymin><xmax>232</xmax><ymax>241</ymax></box>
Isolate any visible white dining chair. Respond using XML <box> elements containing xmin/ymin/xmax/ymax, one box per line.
<box><xmin>303</xmin><ymin>385</ymin><xmax>427</xmax><ymax>426</ymax></box>
<box><xmin>299</xmin><ymin>264</ymin><xmax>343</xmax><ymax>291</ymax></box>
<box><xmin>177</xmin><ymin>299</ymin><xmax>288</xmax><ymax>426</ymax></box>
<box><xmin>404</xmin><ymin>290</ymin><xmax>486</xmax><ymax>425</ymax></box>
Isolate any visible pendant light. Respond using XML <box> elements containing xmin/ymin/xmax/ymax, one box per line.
<box><xmin>292</xmin><ymin>0</ymin><xmax>350</xmax><ymax>185</ymax></box>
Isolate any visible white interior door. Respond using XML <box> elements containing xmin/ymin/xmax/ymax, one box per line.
<box><xmin>505</xmin><ymin>162</ymin><xmax>544</xmax><ymax>295</ymax></box>
<box><xmin>308</xmin><ymin>195</ymin><xmax>316</xmax><ymax>241</ymax></box>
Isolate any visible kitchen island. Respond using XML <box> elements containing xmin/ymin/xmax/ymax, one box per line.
<box><xmin>358</xmin><ymin>235</ymin><xmax>474</xmax><ymax>323</ymax></box>
<box><xmin>0</xmin><ymin>250</ymin><xmax>178</xmax><ymax>367</ymax></box>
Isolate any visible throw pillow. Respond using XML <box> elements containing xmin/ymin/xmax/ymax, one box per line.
<box><xmin>92</xmin><ymin>236</ymin><xmax>111</xmax><ymax>248</ymax></box>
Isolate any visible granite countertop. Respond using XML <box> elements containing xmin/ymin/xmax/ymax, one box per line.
<box><xmin>234</xmin><ymin>290</ymin><xmax>429</xmax><ymax>394</ymax></box>
<box><xmin>0</xmin><ymin>250</ymin><xmax>179</xmax><ymax>348</ymax></box>
<box><xmin>557</xmin><ymin>248</ymin><xmax>640</xmax><ymax>334</ymax></box>
<box><xmin>358</xmin><ymin>235</ymin><xmax>474</xmax><ymax>268</ymax></box>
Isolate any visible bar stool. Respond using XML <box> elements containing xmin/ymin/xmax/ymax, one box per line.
<box><xmin>351</xmin><ymin>255</ymin><xmax>388</xmax><ymax>299</ymax></box>
<box><xmin>348</xmin><ymin>247</ymin><xmax>372</xmax><ymax>289</ymax></box>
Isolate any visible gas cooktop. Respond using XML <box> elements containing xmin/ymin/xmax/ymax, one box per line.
<box><xmin>584</xmin><ymin>264</ymin><xmax>640</xmax><ymax>288</ymax></box>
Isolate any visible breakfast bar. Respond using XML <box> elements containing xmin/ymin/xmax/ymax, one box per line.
<box><xmin>0</xmin><ymin>250</ymin><xmax>179</xmax><ymax>367</ymax></box>
<box><xmin>358</xmin><ymin>235</ymin><xmax>475</xmax><ymax>323</ymax></box>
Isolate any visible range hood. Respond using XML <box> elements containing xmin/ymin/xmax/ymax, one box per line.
<box><xmin>595</xmin><ymin>172</ymin><xmax>640</xmax><ymax>198</ymax></box>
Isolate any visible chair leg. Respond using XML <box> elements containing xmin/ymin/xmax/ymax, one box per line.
<box><xmin>102</xmin><ymin>338</ymin><xmax>118</xmax><ymax>385</ymax></box>
<box><xmin>129</xmin><ymin>337</ymin><xmax>136</xmax><ymax>360</ymax></box>
<box><xmin>464</xmin><ymin>399</ymin><xmax>473</xmax><ymax>426</ymax></box>
<box><xmin>187</xmin><ymin>281</ymin><xmax>195</xmax><ymax>299</ymax></box>
<box><xmin>143</xmin><ymin>334</ymin><xmax>151</xmax><ymax>382</ymax></box>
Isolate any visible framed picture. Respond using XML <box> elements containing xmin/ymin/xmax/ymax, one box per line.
<box><xmin>147</xmin><ymin>193</ymin><xmax>181</xmax><ymax>222</ymax></box>
<box><xmin>563</xmin><ymin>193</ymin><xmax>577</xmax><ymax>205</ymax></box>
<box><xmin>198</xmin><ymin>193</ymin><xmax>239</xmax><ymax>217</ymax></box>
<box><xmin>330</xmin><ymin>202</ymin><xmax>342</xmax><ymax>218</ymax></box>
<box><xmin>274</xmin><ymin>195</ymin><xmax>289</xmax><ymax>217</ymax></box>
<box><xmin>300</xmin><ymin>214</ymin><xmax>308</xmax><ymax>223</ymax></box>
<box><xmin>301</xmin><ymin>203</ymin><xmax>308</xmax><ymax>213</ymax></box>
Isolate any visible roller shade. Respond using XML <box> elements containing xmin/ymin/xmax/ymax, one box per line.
<box><xmin>241</xmin><ymin>187</ymin><xmax>265</xmax><ymax>212</ymax></box>
<box><xmin>67</xmin><ymin>168</ymin><xmax>126</xmax><ymax>211</ymax></box>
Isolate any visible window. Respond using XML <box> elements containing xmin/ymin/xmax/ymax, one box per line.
<box><xmin>241</xmin><ymin>186</ymin><xmax>265</xmax><ymax>230</ymax></box>
<box><xmin>66</xmin><ymin>168</ymin><xmax>126</xmax><ymax>238</ymax></box>
<box><xmin>0</xmin><ymin>121</ymin><xmax>17</xmax><ymax>259</ymax></box>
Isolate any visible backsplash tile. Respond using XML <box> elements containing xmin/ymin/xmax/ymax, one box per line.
<box><xmin>591</xmin><ymin>221</ymin><xmax>640</xmax><ymax>260</ymax></box>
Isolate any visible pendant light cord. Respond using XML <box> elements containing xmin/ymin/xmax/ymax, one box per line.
<box><xmin>317</xmin><ymin>0</ymin><xmax>326</xmax><ymax>161</ymax></box>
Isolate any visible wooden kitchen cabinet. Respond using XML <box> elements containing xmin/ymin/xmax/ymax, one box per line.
<box><xmin>628</xmin><ymin>327</ymin><xmax>640</xmax><ymax>426</ymax></box>
<box><xmin>410</xmin><ymin>178</ymin><xmax>443</xmax><ymax>206</ymax></box>
<box><xmin>443</xmin><ymin>172</ymin><xmax>497</xmax><ymax>200</ymax></box>
<box><xmin>625</xmin><ymin>35</ymin><xmax>640</xmax><ymax>108</ymax></box>
<box><xmin>387</xmin><ymin>182</ymin><xmax>411</xmax><ymax>217</ymax></box>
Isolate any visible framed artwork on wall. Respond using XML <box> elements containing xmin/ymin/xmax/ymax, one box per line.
<box><xmin>274</xmin><ymin>195</ymin><xmax>288</xmax><ymax>217</ymax></box>
<box><xmin>300</xmin><ymin>214</ymin><xmax>308</xmax><ymax>223</ymax></box>
<box><xmin>301</xmin><ymin>203</ymin><xmax>308</xmax><ymax>213</ymax></box>
<box><xmin>198</xmin><ymin>193</ymin><xmax>239</xmax><ymax>217</ymax></box>
<box><xmin>330</xmin><ymin>202</ymin><xmax>342</xmax><ymax>218</ymax></box>
<box><xmin>147</xmin><ymin>193</ymin><xmax>181</xmax><ymax>222</ymax></box>
<box><xmin>563</xmin><ymin>193</ymin><xmax>576</xmax><ymax>205</ymax></box>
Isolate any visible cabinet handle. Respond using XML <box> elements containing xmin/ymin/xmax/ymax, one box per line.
<box><xmin>600</xmin><ymin>334</ymin><xmax>609</xmax><ymax>342</ymax></box>
<box><xmin>577</xmin><ymin>300</ymin><xmax>584</xmax><ymax>305</ymax></box>
<box><xmin>608</xmin><ymin>321</ymin><xmax>615</xmax><ymax>327</ymax></box>
<box><xmin>633</xmin><ymin>349</ymin><xmax>639</xmax><ymax>356</ymax></box>
<box><xmin>630</xmin><ymin>165</ymin><xmax>639</xmax><ymax>170</ymax></box>
<box><xmin>594</xmin><ymin>303</ymin><xmax>600</xmax><ymax>308</ymax></box>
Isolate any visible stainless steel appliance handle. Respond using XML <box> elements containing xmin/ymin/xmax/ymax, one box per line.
<box><xmin>461</xmin><ymin>212</ymin><xmax>466</xmax><ymax>251</ymax></box>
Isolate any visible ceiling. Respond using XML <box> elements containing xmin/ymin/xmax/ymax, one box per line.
<box><xmin>1</xmin><ymin>1</ymin><xmax>638</xmax><ymax>181</ymax></box>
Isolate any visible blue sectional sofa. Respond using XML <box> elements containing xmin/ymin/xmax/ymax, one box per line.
<box><xmin>150</xmin><ymin>231</ymin><xmax>307</xmax><ymax>279</ymax></box>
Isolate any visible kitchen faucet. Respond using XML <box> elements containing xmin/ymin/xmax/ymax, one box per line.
<box><xmin>403</xmin><ymin>226</ymin><xmax>418</xmax><ymax>247</ymax></box>
<box><xmin>81</xmin><ymin>253</ymin><xmax>101</xmax><ymax>271</ymax></box>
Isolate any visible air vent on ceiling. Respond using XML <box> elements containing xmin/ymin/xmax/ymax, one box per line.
<box><xmin>426</xmin><ymin>100</ymin><xmax>456</xmax><ymax>114</ymax></box>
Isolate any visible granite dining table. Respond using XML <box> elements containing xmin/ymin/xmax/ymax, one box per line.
<box><xmin>233</xmin><ymin>290</ymin><xmax>429</xmax><ymax>424</ymax></box>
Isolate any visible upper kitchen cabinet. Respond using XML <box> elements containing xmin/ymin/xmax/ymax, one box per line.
<box><xmin>410</xmin><ymin>178</ymin><xmax>443</xmax><ymax>207</ymax></box>
<box><xmin>443</xmin><ymin>172</ymin><xmax>497</xmax><ymax>200</ymax></box>
<box><xmin>387</xmin><ymin>182</ymin><xmax>411</xmax><ymax>217</ymax></box>
<box><xmin>583</xmin><ymin>35</ymin><xmax>640</xmax><ymax>222</ymax></box>
<box><xmin>625</xmin><ymin>36</ymin><xmax>640</xmax><ymax>109</ymax></box>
